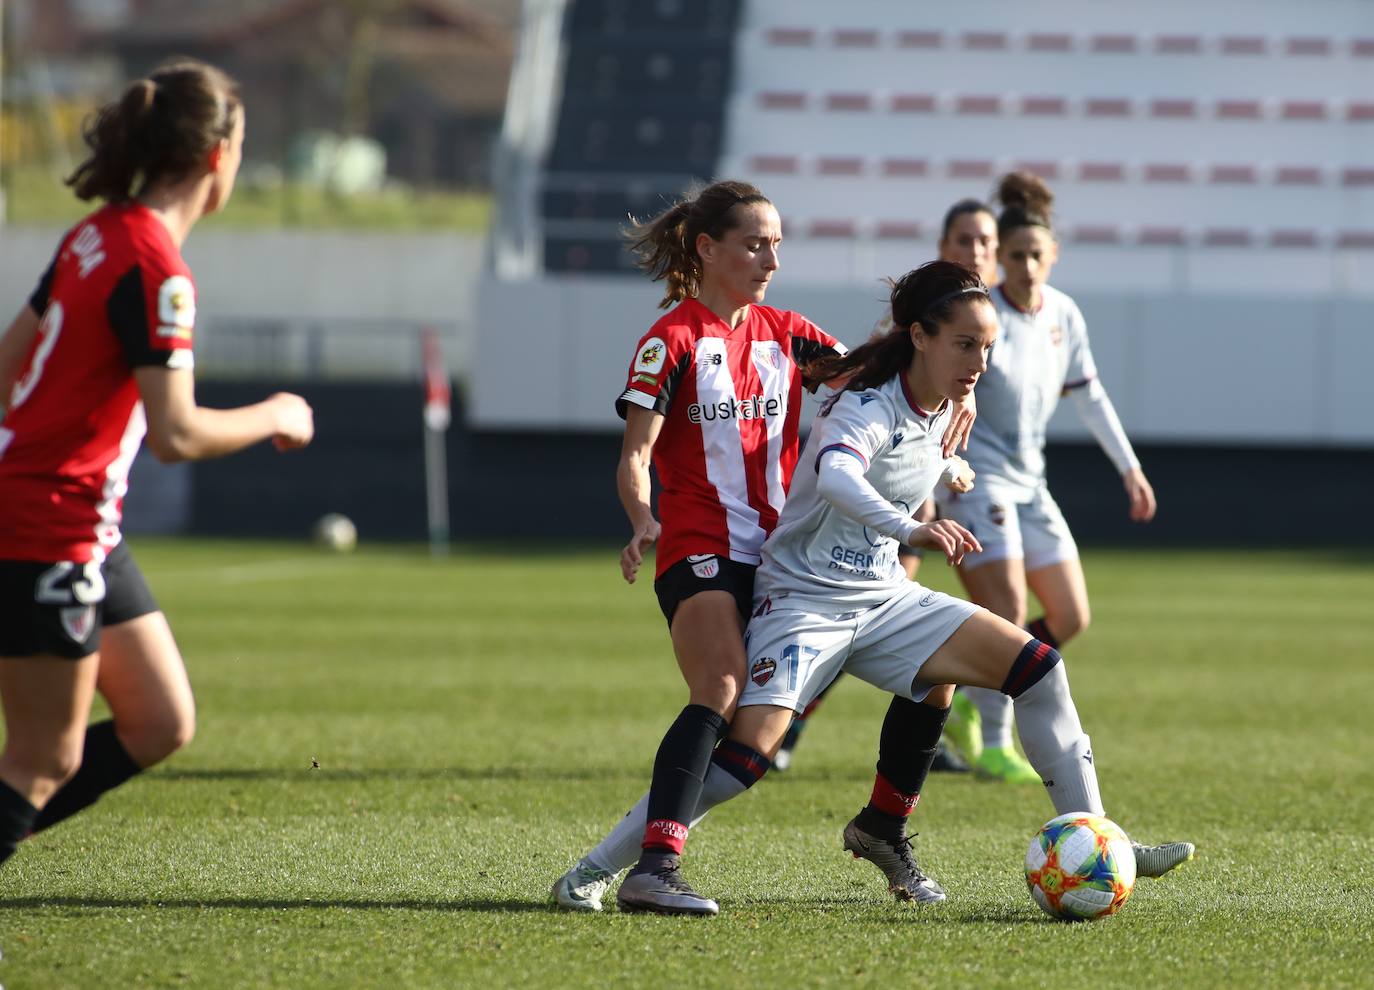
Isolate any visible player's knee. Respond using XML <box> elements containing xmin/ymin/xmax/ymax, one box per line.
<box><xmin>1052</xmin><ymin>604</ymin><xmax>1090</xmax><ymax>642</ymax></box>
<box><xmin>691</xmin><ymin>672</ymin><xmax>742</xmax><ymax>719</ymax></box>
<box><xmin>119</xmin><ymin>706</ymin><xmax>195</xmax><ymax>767</ymax></box>
<box><xmin>984</xmin><ymin>585</ymin><xmax>1028</xmax><ymax>626</ymax></box>
<box><xmin>924</xmin><ymin>683</ymin><xmax>957</xmax><ymax>708</ymax></box>
<box><xmin>11</xmin><ymin>744</ymin><xmax>84</xmax><ymax>788</ymax></box>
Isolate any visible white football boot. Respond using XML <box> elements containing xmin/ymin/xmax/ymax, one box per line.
<box><xmin>551</xmin><ymin>860</ymin><xmax>620</xmax><ymax>912</ymax></box>
<box><xmin>1131</xmin><ymin>840</ymin><xmax>1196</xmax><ymax>879</ymax></box>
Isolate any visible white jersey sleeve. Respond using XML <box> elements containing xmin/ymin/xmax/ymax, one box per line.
<box><xmin>816</xmin><ymin>449</ymin><xmax>922</xmax><ymax>545</ymax></box>
<box><xmin>1071</xmin><ymin>379</ymin><xmax>1140</xmax><ymax>475</ymax></box>
<box><xmin>812</xmin><ymin>387</ymin><xmax>898</xmax><ymax>471</ymax></box>
<box><xmin>1062</xmin><ymin>297</ymin><xmax>1099</xmax><ymax>391</ymax></box>
<box><xmin>1060</xmin><ymin>298</ymin><xmax>1139</xmax><ymax>474</ymax></box>
<box><xmin>756</xmin><ymin>378</ymin><xmax>954</xmax><ymax>611</ymax></box>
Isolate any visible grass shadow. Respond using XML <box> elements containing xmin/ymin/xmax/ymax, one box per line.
<box><xmin>0</xmin><ymin>895</ymin><xmax>549</xmax><ymax>913</ymax></box>
<box><xmin>150</xmin><ymin>766</ymin><xmax>646</xmax><ymax>784</ymax></box>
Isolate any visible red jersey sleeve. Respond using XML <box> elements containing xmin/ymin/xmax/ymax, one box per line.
<box><xmin>614</xmin><ymin>324</ymin><xmax>695</xmax><ymax>420</ymax></box>
<box><xmin>787</xmin><ymin>313</ymin><xmax>845</xmax><ymax>389</ymax></box>
<box><xmin>106</xmin><ymin>258</ymin><xmax>196</xmax><ymax>370</ymax></box>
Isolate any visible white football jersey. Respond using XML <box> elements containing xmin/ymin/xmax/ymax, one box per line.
<box><xmin>963</xmin><ymin>284</ymin><xmax>1098</xmax><ymax>492</ymax></box>
<box><xmin>756</xmin><ymin>373</ymin><xmax>952</xmax><ymax>611</ymax></box>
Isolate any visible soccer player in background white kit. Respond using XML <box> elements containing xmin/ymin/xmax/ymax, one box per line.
<box><xmin>549</xmin><ymin>262</ymin><xmax>1192</xmax><ymax>911</ymax></box>
<box><xmin>936</xmin><ymin>172</ymin><xmax>1158</xmax><ymax>785</ymax></box>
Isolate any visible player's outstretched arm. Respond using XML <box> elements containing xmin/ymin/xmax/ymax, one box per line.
<box><xmin>0</xmin><ymin>307</ymin><xmax>42</xmax><ymax>412</ymax></box>
<box><xmin>135</xmin><ymin>366</ymin><xmax>313</xmax><ymax>463</ymax></box>
<box><xmin>616</xmin><ymin>405</ymin><xmax>664</xmax><ymax>584</ymax></box>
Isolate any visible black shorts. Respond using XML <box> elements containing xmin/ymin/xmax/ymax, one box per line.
<box><xmin>653</xmin><ymin>554</ymin><xmax>756</xmax><ymax>628</ymax></box>
<box><xmin>0</xmin><ymin>541</ymin><xmax>159</xmax><ymax>660</ymax></box>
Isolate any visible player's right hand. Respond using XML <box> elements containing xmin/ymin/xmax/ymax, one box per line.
<box><xmin>909</xmin><ymin>519</ymin><xmax>982</xmax><ymax>567</ymax></box>
<box><xmin>269</xmin><ymin>392</ymin><xmax>314</xmax><ymax>450</ymax></box>
<box><xmin>620</xmin><ymin>518</ymin><xmax>661</xmax><ymax>584</ymax></box>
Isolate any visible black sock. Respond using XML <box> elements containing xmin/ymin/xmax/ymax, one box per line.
<box><xmin>0</xmin><ymin>778</ymin><xmax>39</xmax><ymax>867</ymax></box>
<box><xmin>1027</xmin><ymin>617</ymin><xmax>1060</xmax><ymax>651</ymax></box>
<box><xmin>855</xmin><ymin>697</ymin><xmax>950</xmax><ymax>840</ymax></box>
<box><xmin>642</xmin><ymin>704</ymin><xmax>728</xmax><ymax>854</ymax></box>
<box><xmin>30</xmin><ymin>720</ymin><xmax>142</xmax><ymax>834</ymax></box>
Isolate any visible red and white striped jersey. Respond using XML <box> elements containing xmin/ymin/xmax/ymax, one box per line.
<box><xmin>0</xmin><ymin>202</ymin><xmax>196</xmax><ymax>563</ymax></box>
<box><xmin>616</xmin><ymin>299</ymin><xmax>843</xmax><ymax>578</ymax></box>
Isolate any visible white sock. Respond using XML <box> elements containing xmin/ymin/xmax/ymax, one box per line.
<box><xmin>1011</xmin><ymin>663</ymin><xmax>1105</xmax><ymax>815</ymax></box>
<box><xmin>967</xmin><ymin>685</ymin><xmax>1015</xmax><ymax>749</ymax></box>
<box><xmin>583</xmin><ymin>762</ymin><xmax>751</xmax><ymax>874</ymax></box>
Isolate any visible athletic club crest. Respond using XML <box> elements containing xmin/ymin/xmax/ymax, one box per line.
<box><xmin>989</xmin><ymin>503</ymin><xmax>1007</xmax><ymax>527</ymax></box>
<box><xmin>751</xmin><ymin>658</ymin><xmax>777</xmax><ymax>686</ymax></box>
<box><xmin>690</xmin><ymin>555</ymin><xmax>720</xmax><ymax>579</ymax></box>
<box><xmin>60</xmin><ymin>605</ymin><xmax>96</xmax><ymax>643</ymax></box>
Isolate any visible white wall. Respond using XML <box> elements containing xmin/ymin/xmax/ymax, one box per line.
<box><xmin>0</xmin><ymin>226</ymin><xmax>485</xmax><ymax>377</ymax></box>
<box><xmin>470</xmin><ymin>274</ymin><xmax>1374</xmax><ymax>448</ymax></box>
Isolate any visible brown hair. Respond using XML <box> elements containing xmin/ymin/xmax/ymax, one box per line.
<box><xmin>940</xmin><ymin>198</ymin><xmax>995</xmax><ymax>241</ymax></box>
<box><xmin>625</xmin><ymin>180</ymin><xmax>772</xmax><ymax>309</ymax></box>
<box><xmin>804</xmin><ymin>261</ymin><xmax>989</xmax><ymax>392</ymax></box>
<box><xmin>67</xmin><ymin>59</ymin><xmax>241</xmax><ymax>202</ymax></box>
<box><xmin>995</xmin><ymin>171</ymin><xmax>1054</xmax><ymax>241</ymax></box>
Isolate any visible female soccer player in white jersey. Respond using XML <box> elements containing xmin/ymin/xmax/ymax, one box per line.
<box><xmin>935</xmin><ymin>172</ymin><xmax>1157</xmax><ymax>786</ymax></box>
<box><xmin>0</xmin><ymin>61</ymin><xmax>314</xmax><ymax>869</ymax></box>
<box><xmin>774</xmin><ymin>198</ymin><xmax>1002</xmax><ymax>774</ymax></box>
<box><xmin>551</xmin><ymin>181</ymin><xmax>976</xmax><ymax>915</ymax></box>
<box><xmin>552</xmin><ymin>261</ymin><xmax>1191</xmax><ymax>911</ymax></box>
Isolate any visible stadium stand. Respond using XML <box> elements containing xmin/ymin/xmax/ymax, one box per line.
<box><xmin>539</xmin><ymin>0</ymin><xmax>741</xmax><ymax>273</ymax></box>
<box><xmin>491</xmin><ymin>1</ymin><xmax>1371</xmax><ymax>284</ymax></box>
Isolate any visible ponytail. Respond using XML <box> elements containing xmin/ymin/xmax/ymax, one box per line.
<box><xmin>804</xmin><ymin>261</ymin><xmax>989</xmax><ymax>392</ymax></box>
<box><xmin>995</xmin><ymin>171</ymin><xmax>1055</xmax><ymax>241</ymax></box>
<box><xmin>67</xmin><ymin>59</ymin><xmax>241</xmax><ymax>202</ymax></box>
<box><xmin>625</xmin><ymin>180</ymin><xmax>771</xmax><ymax>309</ymax></box>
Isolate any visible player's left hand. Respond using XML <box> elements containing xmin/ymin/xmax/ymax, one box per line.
<box><xmin>1123</xmin><ymin>467</ymin><xmax>1156</xmax><ymax>522</ymax></box>
<box><xmin>942</xmin><ymin>456</ymin><xmax>975</xmax><ymax>494</ymax></box>
<box><xmin>941</xmin><ymin>393</ymin><xmax>977</xmax><ymax>457</ymax></box>
<box><xmin>620</xmin><ymin>517</ymin><xmax>661</xmax><ymax>584</ymax></box>
<box><xmin>909</xmin><ymin>519</ymin><xmax>982</xmax><ymax>566</ymax></box>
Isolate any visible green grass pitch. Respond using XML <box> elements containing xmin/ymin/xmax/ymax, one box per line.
<box><xmin>2</xmin><ymin>540</ymin><xmax>1372</xmax><ymax>988</ymax></box>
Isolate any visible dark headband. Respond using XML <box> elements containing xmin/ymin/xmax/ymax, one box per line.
<box><xmin>920</xmin><ymin>285</ymin><xmax>989</xmax><ymax>324</ymax></box>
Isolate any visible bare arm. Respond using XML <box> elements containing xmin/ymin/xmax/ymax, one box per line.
<box><xmin>616</xmin><ymin>404</ymin><xmax>664</xmax><ymax>584</ymax></box>
<box><xmin>135</xmin><ymin>365</ymin><xmax>314</xmax><ymax>463</ymax></box>
<box><xmin>0</xmin><ymin>307</ymin><xmax>42</xmax><ymax>414</ymax></box>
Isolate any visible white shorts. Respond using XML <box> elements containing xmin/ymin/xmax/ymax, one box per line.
<box><xmin>936</xmin><ymin>481</ymin><xmax>1078</xmax><ymax>572</ymax></box>
<box><xmin>739</xmin><ymin>584</ymin><xmax>983</xmax><ymax>713</ymax></box>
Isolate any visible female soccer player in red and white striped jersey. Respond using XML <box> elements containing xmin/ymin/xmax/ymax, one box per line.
<box><xmin>0</xmin><ymin>61</ymin><xmax>313</xmax><ymax>869</ymax></box>
<box><xmin>552</xmin><ymin>181</ymin><xmax>975</xmax><ymax>914</ymax></box>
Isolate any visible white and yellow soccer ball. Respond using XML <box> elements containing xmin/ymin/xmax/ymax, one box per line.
<box><xmin>313</xmin><ymin>513</ymin><xmax>357</xmax><ymax>552</ymax></box>
<box><xmin>1025</xmin><ymin>813</ymin><xmax>1136</xmax><ymax>921</ymax></box>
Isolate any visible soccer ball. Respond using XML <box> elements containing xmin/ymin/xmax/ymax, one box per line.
<box><xmin>313</xmin><ymin>513</ymin><xmax>357</xmax><ymax>552</ymax></box>
<box><xmin>1024</xmin><ymin>813</ymin><xmax>1136</xmax><ymax>921</ymax></box>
